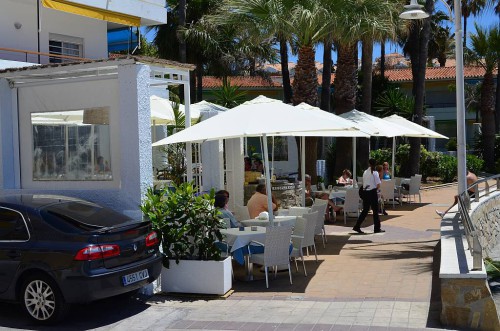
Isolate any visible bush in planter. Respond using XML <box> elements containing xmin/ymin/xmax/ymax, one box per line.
<box><xmin>437</xmin><ymin>154</ymin><xmax>457</xmax><ymax>183</ymax></box>
<box><xmin>140</xmin><ymin>182</ymin><xmax>224</xmax><ymax>268</ymax></box>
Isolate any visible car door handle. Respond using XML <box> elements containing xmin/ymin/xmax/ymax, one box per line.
<box><xmin>7</xmin><ymin>250</ymin><xmax>21</xmax><ymax>259</ymax></box>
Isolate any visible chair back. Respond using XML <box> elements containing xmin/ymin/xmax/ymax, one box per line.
<box><xmin>394</xmin><ymin>177</ymin><xmax>403</xmax><ymax>187</ymax></box>
<box><xmin>310</xmin><ymin>203</ymin><xmax>327</xmax><ymax>234</ymax></box>
<box><xmin>301</xmin><ymin>211</ymin><xmax>318</xmax><ymax>247</ymax></box>
<box><xmin>289</xmin><ymin>206</ymin><xmax>310</xmax><ymax>216</ymax></box>
<box><xmin>310</xmin><ymin>184</ymin><xmax>318</xmax><ymax>192</ymax></box>
<box><xmin>319</xmin><ymin>182</ymin><xmax>326</xmax><ymax>191</ymax></box>
<box><xmin>264</xmin><ymin>226</ymin><xmax>293</xmax><ymax>266</ymax></box>
<box><xmin>343</xmin><ymin>188</ymin><xmax>361</xmax><ymax>213</ymax></box>
<box><xmin>235</xmin><ymin>205</ymin><xmax>250</xmax><ymax>221</ymax></box>
<box><xmin>380</xmin><ymin>179</ymin><xmax>395</xmax><ymax>200</ymax></box>
<box><xmin>409</xmin><ymin>174</ymin><xmax>422</xmax><ymax>194</ymax></box>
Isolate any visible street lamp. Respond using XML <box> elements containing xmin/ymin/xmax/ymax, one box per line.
<box><xmin>400</xmin><ymin>0</ymin><xmax>467</xmax><ymax>195</ymax></box>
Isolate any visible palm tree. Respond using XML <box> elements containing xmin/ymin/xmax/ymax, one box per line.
<box><xmin>466</xmin><ymin>23</ymin><xmax>500</xmax><ymax>171</ymax></box>
<box><xmin>400</xmin><ymin>0</ymin><xmax>434</xmax><ymax>176</ymax></box>
<box><xmin>427</xmin><ymin>11</ymin><xmax>454</xmax><ymax>67</ymax></box>
<box><xmin>446</xmin><ymin>0</ymin><xmax>488</xmax><ymax>46</ymax></box>
<box><xmin>326</xmin><ymin>0</ymin><xmax>399</xmax><ymax>174</ymax></box>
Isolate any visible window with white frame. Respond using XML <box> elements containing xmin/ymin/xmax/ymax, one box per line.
<box><xmin>31</xmin><ymin>108</ymin><xmax>112</xmax><ymax>181</ymax></box>
<box><xmin>49</xmin><ymin>33</ymin><xmax>84</xmax><ymax>63</ymax></box>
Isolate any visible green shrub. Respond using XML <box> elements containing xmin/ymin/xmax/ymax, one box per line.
<box><xmin>420</xmin><ymin>148</ymin><xmax>441</xmax><ymax>180</ymax></box>
<box><xmin>446</xmin><ymin>137</ymin><xmax>457</xmax><ymax>151</ymax></box>
<box><xmin>466</xmin><ymin>154</ymin><xmax>484</xmax><ymax>174</ymax></box>
<box><xmin>395</xmin><ymin>144</ymin><xmax>411</xmax><ymax>177</ymax></box>
<box><xmin>370</xmin><ymin>148</ymin><xmax>392</xmax><ymax>169</ymax></box>
<box><xmin>437</xmin><ymin>155</ymin><xmax>457</xmax><ymax>183</ymax></box>
<box><xmin>140</xmin><ymin>182</ymin><xmax>224</xmax><ymax>268</ymax></box>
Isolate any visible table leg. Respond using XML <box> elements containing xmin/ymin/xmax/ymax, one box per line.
<box><xmin>245</xmin><ymin>255</ymin><xmax>254</xmax><ymax>281</ymax></box>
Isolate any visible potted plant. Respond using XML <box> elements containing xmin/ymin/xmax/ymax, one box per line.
<box><xmin>140</xmin><ymin>182</ymin><xmax>232</xmax><ymax>295</ymax></box>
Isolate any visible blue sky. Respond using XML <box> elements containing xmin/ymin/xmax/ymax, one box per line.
<box><xmin>143</xmin><ymin>5</ymin><xmax>498</xmax><ymax>63</ymax></box>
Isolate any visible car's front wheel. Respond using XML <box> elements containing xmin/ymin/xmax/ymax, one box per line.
<box><xmin>21</xmin><ymin>273</ymin><xmax>69</xmax><ymax>324</ymax></box>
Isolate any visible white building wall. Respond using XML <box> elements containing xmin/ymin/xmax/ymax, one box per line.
<box><xmin>0</xmin><ymin>0</ymin><xmax>108</xmax><ymax>63</ymax></box>
<box><xmin>0</xmin><ymin>63</ymin><xmax>153</xmax><ymax>216</ymax></box>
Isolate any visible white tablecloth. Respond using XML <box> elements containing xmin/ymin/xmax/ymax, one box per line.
<box><xmin>240</xmin><ymin>216</ymin><xmax>296</xmax><ymax>228</ymax></box>
<box><xmin>220</xmin><ymin>227</ymin><xmax>266</xmax><ymax>253</ymax></box>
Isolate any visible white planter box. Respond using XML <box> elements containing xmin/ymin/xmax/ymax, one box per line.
<box><xmin>161</xmin><ymin>257</ymin><xmax>232</xmax><ymax>295</ymax></box>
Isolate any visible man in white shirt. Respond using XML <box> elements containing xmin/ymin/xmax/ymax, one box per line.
<box><xmin>353</xmin><ymin>158</ymin><xmax>384</xmax><ymax>234</ymax></box>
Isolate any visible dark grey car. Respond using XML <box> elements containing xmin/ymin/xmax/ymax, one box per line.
<box><xmin>0</xmin><ymin>194</ymin><xmax>161</xmax><ymax>324</ymax></box>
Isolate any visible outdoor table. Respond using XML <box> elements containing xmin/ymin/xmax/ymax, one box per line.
<box><xmin>220</xmin><ymin>226</ymin><xmax>267</xmax><ymax>280</ymax></box>
<box><xmin>240</xmin><ymin>215</ymin><xmax>296</xmax><ymax>227</ymax></box>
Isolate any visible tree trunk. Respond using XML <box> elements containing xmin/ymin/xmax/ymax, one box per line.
<box><xmin>380</xmin><ymin>40</ymin><xmax>386</xmax><ymax>82</ymax></box>
<box><xmin>495</xmin><ymin>65</ymin><xmax>500</xmax><ymax>133</ymax></box>
<box><xmin>334</xmin><ymin>42</ymin><xmax>358</xmax><ymax>176</ymax></box>
<box><xmin>480</xmin><ymin>72</ymin><xmax>496</xmax><ymax>171</ymax></box>
<box><xmin>358</xmin><ymin>39</ymin><xmax>374</xmax><ymax>176</ymax></box>
<box><xmin>178</xmin><ymin>0</ymin><xmax>187</xmax><ymax>63</ymax></box>
<box><xmin>196</xmin><ymin>59</ymin><xmax>203</xmax><ymax>102</ymax></box>
<box><xmin>408</xmin><ymin>0</ymin><xmax>434</xmax><ymax>177</ymax></box>
<box><xmin>279</xmin><ymin>37</ymin><xmax>292</xmax><ymax>104</ymax></box>
<box><xmin>319</xmin><ymin>39</ymin><xmax>333</xmax><ymax>160</ymax></box>
<box><xmin>292</xmin><ymin>45</ymin><xmax>319</xmax><ymax>182</ymax></box>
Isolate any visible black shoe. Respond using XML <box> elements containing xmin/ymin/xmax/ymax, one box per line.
<box><xmin>374</xmin><ymin>229</ymin><xmax>386</xmax><ymax>233</ymax></box>
<box><xmin>383</xmin><ymin>210</ymin><xmax>388</xmax><ymax>216</ymax></box>
<box><xmin>352</xmin><ymin>227</ymin><xmax>364</xmax><ymax>234</ymax></box>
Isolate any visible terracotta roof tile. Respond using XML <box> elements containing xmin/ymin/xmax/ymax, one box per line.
<box><xmin>385</xmin><ymin>66</ymin><xmax>487</xmax><ymax>82</ymax></box>
<box><xmin>203</xmin><ymin>76</ymin><xmax>282</xmax><ymax>88</ymax></box>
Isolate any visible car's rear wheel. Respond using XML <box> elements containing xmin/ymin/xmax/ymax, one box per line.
<box><xmin>21</xmin><ymin>273</ymin><xmax>69</xmax><ymax>324</ymax></box>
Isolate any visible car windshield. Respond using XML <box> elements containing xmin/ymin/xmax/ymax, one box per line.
<box><xmin>43</xmin><ymin>201</ymin><xmax>136</xmax><ymax>229</ymax></box>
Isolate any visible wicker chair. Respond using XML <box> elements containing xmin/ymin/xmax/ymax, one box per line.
<box><xmin>400</xmin><ymin>174</ymin><xmax>422</xmax><ymax>203</ymax></box>
<box><xmin>290</xmin><ymin>212</ymin><xmax>318</xmax><ymax>276</ymax></box>
<box><xmin>342</xmin><ymin>188</ymin><xmax>361</xmax><ymax>224</ymax></box>
<box><xmin>380</xmin><ymin>179</ymin><xmax>397</xmax><ymax>208</ymax></box>
<box><xmin>288</xmin><ymin>206</ymin><xmax>310</xmax><ymax>217</ymax></box>
<box><xmin>235</xmin><ymin>205</ymin><xmax>250</xmax><ymax>221</ymax></box>
<box><xmin>249</xmin><ymin>226</ymin><xmax>293</xmax><ymax>288</ymax></box>
<box><xmin>310</xmin><ymin>203</ymin><xmax>328</xmax><ymax>247</ymax></box>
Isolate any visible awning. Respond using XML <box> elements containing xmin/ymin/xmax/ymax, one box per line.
<box><xmin>42</xmin><ymin>0</ymin><xmax>141</xmax><ymax>27</ymax></box>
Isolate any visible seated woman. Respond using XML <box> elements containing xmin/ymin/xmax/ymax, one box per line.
<box><xmin>214</xmin><ymin>194</ymin><xmax>241</xmax><ymax>228</ymax></box>
<box><xmin>337</xmin><ymin>169</ymin><xmax>352</xmax><ymax>185</ymax></box>
<box><xmin>382</xmin><ymin>162</ymin><xmax>391</xmax><ymax>180</ymax></box>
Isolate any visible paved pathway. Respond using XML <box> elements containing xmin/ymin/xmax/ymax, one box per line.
<box><xmin>0</xmin><ymin>185</ymin><xmax>461</xmax><ymax>330</ymax></box>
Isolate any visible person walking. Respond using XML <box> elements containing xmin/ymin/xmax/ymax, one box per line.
<box><xmin>353</xmin><ymin>158</ymin><xmax>385</xmax><ymax>234</ymax></box>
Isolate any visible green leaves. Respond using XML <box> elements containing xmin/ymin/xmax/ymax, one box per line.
<box><xmin>140</xmin><ymin>182</ymin><xmax>224</xmax><ymax>268</ymax></box>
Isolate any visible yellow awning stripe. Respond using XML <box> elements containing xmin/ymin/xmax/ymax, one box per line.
<box><xmin>42</xmin><ymin>0</ymin><xmax>141</xmax><ymax>27</ymax></box>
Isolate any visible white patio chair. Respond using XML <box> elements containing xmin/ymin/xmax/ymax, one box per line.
<box><xmin>319</xmin><ymin>182</ymin><xmax>326</xmax><ymax>191</ymax></box>
<box><xmin>249</xmin><ymin>226</ymin><xmax>293</xmax><ymax>288</ymax></box>
<box><xmin>400</xmin><ymin>174</ymin><xmax>422</xmax><ymax>203</ymax></box>
<box><xmin>310</xmin><ymin>184</ymin><xmax>318</xmax><ymax>193</ymax></box>
<box><xmin>357</xmin><ymin>177</ymin><xmax>363</xmax><ymax>186</ymax></box>
<box><xmin>290</xmin><ymin>212</ymin><xmax>318</xmax><ymax>276</ymax></box>
<box><xmin>380</xmin><ymin>179</ymin><xmax>397</xmax><ymax>208</ymax></box>
<box><xmin>393</xmin><ymin>177</ymin><xmax>404</xmax><ymax>204</ymax></box>
<box><xmin>235</xmin><ymin>205</ymin><xmax>250</xmax><ymax>221</ymax></box>
<box><xmin>310</xmin><ymin>203</ymin><xmax>328</xmax><ymax>247</ymax></box>
<box><xmin>342</xmin><ymin>188</ymin><xmax>361</xmax><ymax>224</ymax></box>
<box><xmin>222</xmin><ymin>217</ymin><xmax>232</xmax><ymax>229</ymax></box>
<box><xmin>288</xmin><ymin>206</ymin><xmax>310</xmax><ymax>217</ymax></box>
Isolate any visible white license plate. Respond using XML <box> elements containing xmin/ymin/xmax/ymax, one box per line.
<box><xmin>122</xmin><ymin>269</ymin><xmax>149</xmax><ymax>286</ymax></box>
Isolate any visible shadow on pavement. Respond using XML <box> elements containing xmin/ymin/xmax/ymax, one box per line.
<box><xmin>0</xmin><ymin>293</ymin><xmax>151</xmax><ymax>330</ymax></box>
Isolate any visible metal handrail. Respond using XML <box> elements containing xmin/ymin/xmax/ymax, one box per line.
<box><xmin>457</xmin><ymin>174</ymin><xmax>500</xmax><ymax>271</ymax></box>
<box><xmin>0</xmin><ymin>47</ymin><xmax>91</xmax><ymax>63</ymax></box>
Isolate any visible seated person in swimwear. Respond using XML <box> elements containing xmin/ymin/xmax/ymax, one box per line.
<box><xmin>214</xmin><ymin>194</ymin><xmax>241</xmax><ymax>228</ymax></box>
<box><xmin>382</xmin><ymin>162</ymin><xmax>391</xmax><ymax>180</ymax></box>
<box><xmin>338</xmin><ymin>169</ymin><xmax>352</xmax><ymax>185</ymax></box>
<box><xmin>436</xmin><ymin>169</ymin><xmax>478</xmax><ymax>218</ymax></box>
<box><xmin>305</xmin><ymin>174</ymin><xmax>342</xmax><ymax>222</ymax></box>
<box><xmin>247</xmin><ymin>184</ymin><xmax>277</xmax><ymax>218</ymax></box>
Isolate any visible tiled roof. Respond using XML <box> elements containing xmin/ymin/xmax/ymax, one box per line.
<box><xmin>203</xmin><ymin>76</ymin><xmax>282</xmax><ymax>88</ymax></box>
<box><xmin>385</xmin><ymin>66</ymin><xmax>487</xmax><ymax>82</ymax></box>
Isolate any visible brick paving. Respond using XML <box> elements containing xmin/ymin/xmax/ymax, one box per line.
<box><xmin>141</xmin><ymin>185</ymin><xmax>460</xmax><ymax>330</ymax></box>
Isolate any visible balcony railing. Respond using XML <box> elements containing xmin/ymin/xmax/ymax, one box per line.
<box><xmin>0</xmin><ymin>47</ymin><xmax>90</xmax><ymax>65</ymax></box>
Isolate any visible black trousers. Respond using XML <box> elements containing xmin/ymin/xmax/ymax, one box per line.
<box><xmin>354</xmin><ymin>189</ymin><xmax>380</xmax><ymax>231</ymax></box>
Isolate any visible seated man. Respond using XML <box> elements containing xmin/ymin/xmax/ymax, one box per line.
<box><xmin>247</xmin><ymin>184</ymin><xmax>277</xmax><ymax>218</ymax></box>
<box><xmin>436</xmin><ymin>169</ymin><xmax>478</xmax><ymax>218</ymax></box>
<box><xmin>305</xmin><ymin>174</ymin><xmax>342</xmax><ymax>222</ymax></box>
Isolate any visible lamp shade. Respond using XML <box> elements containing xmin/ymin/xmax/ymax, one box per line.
<box><xmin>400</xmin><ymin>0</ymin><xmax>429</xmax><ymax>19</ymax></box>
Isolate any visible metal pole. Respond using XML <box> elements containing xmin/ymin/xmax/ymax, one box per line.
<box><xmin>453</xmin><ymin>0</ymin><xmax>467</xmax><ymax>195</ymax></box>
<box><xmin>184</xmin><ymin>80</ymin><xmax>193</xmax><ymax>183</ymax></box>
<box><xmin>262</xmin><ymin>134</ymin><xmax>274</xmax><ymax>225</ymax></box>
<box><xmin>301</xmin><ymin>136</ymin><xmax>306</xmax><ymax>206</ymax></box>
